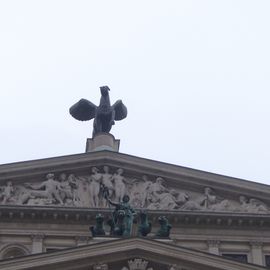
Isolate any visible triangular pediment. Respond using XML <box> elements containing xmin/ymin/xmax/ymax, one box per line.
<box><xmin>0</xmin><ymin>238</ymin><xmax>266</xmax><ymax>270</ymax></box>
<box><xmin>1</xmin><ymin>150</ymin><xmax>270</xmax><ymax>215</ymax></box>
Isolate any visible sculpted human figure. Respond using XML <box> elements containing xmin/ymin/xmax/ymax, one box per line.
<box><xmin>200</xmin><ymin>187</ymin><xmax>217</xmax><ymax>209</ymax></box>
<box><xmin>59</xmin><ymin>173</ymin><xmax>79</xmax><ymax>205</ymax></box>
<box><xmin>100</xmin><ymin>166</ymin><xmax>114</xmax><ymax>206</ymax></box>
<box><xmin>146</xmin><ymin>177</ymin><xmax>168</xmax><ymax>204</ymax></box>
<box><xmin>146</xmin><ymin>189</ymin><xmax>172</xmax><ymax>210</ymax></box>
<box><xmin>105</xmin><ymin>194</ymin><xmax>136</xmax><ymax>236</ymax></box>
<box><xmin>68</xmin><ymin>174</ymin><xmax>80</xmax><ymax>203</ymax></box>
<box><xmin>88</xmin><ymin>167</ymin><xmax>102</xmax><ymax>207</ymax></box>
<box><xmin>74</xmin><ymin>176</ymin><xmax>89</xmax><ymax>207</ymax></box>
<box><xmin>210</xmin><ymin>199</ymin><xmax>232</xmax><ymax>212</ymax></box>
<box><xmin>59</xmin><ymin>173</ymin><xmax>73</xmax><ymax>202</ymax></box>
<box><xmin>129</xmin><ymin>179</ymin><xmax>144</xmax><ymax>208</ymax></box>
<box><xmin>129</xmin><ymin>175</ymin><xmax>152</xmax><ymax>208</ymax></box>
<box><xmin>22</xmin><ymin>173</ymin><xmax>64</xmax><ymax>205</ymax></box>
<box><xmin>112</xmin><ymin>168</ymin><xmax>126</xmax><ymax>202</ymax></box>
<box><xmin>140</xmin><ymin>175</ymin><xmax>152</xmax><ymax>207</ymax></box>
<box><xmin>0</xmin><ymin>181</ymin><xmax>15</xmax><ymax>204</ymax></box>
<box><xmin>239</xmin><ymin>195</ymin><xmax>268</xmax><ymax>213</ymax></box>
<box><xmin>157</xmin><ymin>189</ymin><xmax>189</xmax><ymax>210</ymax></box>
<box><xmin>181</xmin><ymin>187</ymin><xmax>233</xmax><ymax>212</ymax></box>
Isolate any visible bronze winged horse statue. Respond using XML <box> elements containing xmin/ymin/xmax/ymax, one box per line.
<box><xmin>69</xmin><ymin>86</ymin><xmax>127</xmax><ymax>137</ymax></box>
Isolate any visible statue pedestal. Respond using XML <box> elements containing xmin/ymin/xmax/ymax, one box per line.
<box><xmin>85</xmin><ymin>133</ymin><xmax>120</xmax><ymax>152</ymax></box>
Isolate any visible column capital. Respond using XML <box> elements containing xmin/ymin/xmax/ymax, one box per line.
<box><xmin>207</xmin><ymin>240</ymin><xmax>220</xmax><ymax>247</ymax></box>
<box><xmin>250</xmin><ymin>241</ymin><xmax>263</xmax><ymax>248</ymax></box>
<box><xmin>31</xmin><ymin>234</ymin><xmax>45</xmax><ymax>241</ymax></box>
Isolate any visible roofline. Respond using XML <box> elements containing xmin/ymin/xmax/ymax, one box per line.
<box><xmin>0</xmin><ymin>150</ymin><xmax>267</xmax><ymax>186</ymax></box>
<box><xmin>0</xmin><ymin>237</ymin><xmax>266</xmax><ymax>270</ymax></box>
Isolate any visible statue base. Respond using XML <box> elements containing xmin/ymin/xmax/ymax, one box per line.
<box><xmin>85</xmin><ymin>133</ymin><xmax>120</xmax><ymax>153</ymax></box>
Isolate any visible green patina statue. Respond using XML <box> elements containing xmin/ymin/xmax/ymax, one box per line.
<box><xmin>105</xmin><ymin>194</ymin><xmax>136</xmax><ymax>237</ymax></box>
<box><xmin>137</xmin><ymin>210</ymin><xmax>152</xmax><ymax>237</ymax></box>
<box><xmin>155</xmin><ymin>216</ymin><xmax>172</xmax><ymax>238</ymax></box>
<box><xmin>90</xmin><ymin>213</ymin><xmax>106</xmax><ymax>237</ymax></box>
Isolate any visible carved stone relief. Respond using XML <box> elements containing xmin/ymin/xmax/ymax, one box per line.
<box><xmin>0</xmin><ymin>166</ymin><xmax>269</xmax><ymax>214</ymax></box>
<box><xmin>121</xmin><ymin>258</ymin><xmax>153</xmax><ymax>270</ymax></box>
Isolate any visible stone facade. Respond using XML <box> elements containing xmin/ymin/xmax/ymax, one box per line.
<box><xmin>0</xmin><ymin>150</ymin><xmax>270</xmax><ymax>269</ymax></box>
<box><xmin>1</xmin><ymin>167</ymin><xmax>268</xmax><ymax>214</ymax></box>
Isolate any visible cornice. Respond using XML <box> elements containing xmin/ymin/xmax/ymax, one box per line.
<box><xmin>0</xmin><ymin>238</ymin><xmax>266</xmax><ymax>270</ymax></box>
<box><xmin>0</xmin><ymin>205</ymin><xmax>269</xmax><ymax>230</ymax></box>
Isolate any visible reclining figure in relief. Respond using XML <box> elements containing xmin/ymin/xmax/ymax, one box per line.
<box><xmin>21</xmin><ymin>173</ymin><xmax>64</xmax><ymax>205</ymax></box>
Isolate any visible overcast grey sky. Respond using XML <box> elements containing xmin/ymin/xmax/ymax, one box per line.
<box><xmin>0</xmin><ymin>1</ymin><xmax>270</xmax><ymax>184</ymax></box>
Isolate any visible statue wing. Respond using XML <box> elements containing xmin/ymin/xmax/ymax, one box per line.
<box><xmin>112</xmin><ymin>100</ymin><xmax>128</xmax><ymax>121</ymax></box>
<box><xmin>69</xmin><ymin>99</ymin><xmax>97</xmax><ymax>121</ymax></box>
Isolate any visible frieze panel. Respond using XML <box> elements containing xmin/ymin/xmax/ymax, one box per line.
<box><xmin>0</xmin><ymin>166</ymin><xmax>268</xmax><ymax>214</ymax></box>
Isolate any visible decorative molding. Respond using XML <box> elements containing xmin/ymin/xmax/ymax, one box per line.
<box><xmin>121</xmin><ymin>258</ymin><xmax>153</xmax><ymax>270</ymax></box>
<box><xmin>168</xmin><ymin>265</ymin><xmax>187</xmax><ymax>270</ymax></box>
<box><xmin>0</xmin><ymin>243</ymin><xmax>30</xmax><ymax>259</ymax></box>
<box><xmin>249</xmin><ymin>241</ymin><xmax>263</xmax><ymax>248</ymax></box>
<box><xmin>31</xmin><ymin>234</ymin><xmax>45</xmax><ymax>241</ymax></box>
<box><xmin>0</xmin><ymin>205</ymin><xmax>270</xmax><ymax>230</ymax></box>
<box><xmin>93</xmin><ymin>263</ymin><xmax>108</xmax><ymax>270</ymax></box>
<box><xmin>207</xmin><ymin>240</ymin><xmax>220</xmax><ymax>248</ymax></box>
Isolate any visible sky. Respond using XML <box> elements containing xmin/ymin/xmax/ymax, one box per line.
<box><xmin>0</xmin><ymin>1</ymin><xmax>270</xmax><ymax>184</ymax></box>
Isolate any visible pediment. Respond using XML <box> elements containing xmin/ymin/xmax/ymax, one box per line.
<box><xmin>0</xmin><ymin>238</ymin><xmax>266</xmax><ymax>270</ymax></box>
<box><xmin>1</xmin><ymin>150</ymin><xmax>270</xmax><ymax>215</ymax></box>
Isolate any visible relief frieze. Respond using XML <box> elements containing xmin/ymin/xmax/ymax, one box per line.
<box><xmin>0</xmin><ymin>166</ymin><xmax>268</xmax><ymax>214</ymax></box>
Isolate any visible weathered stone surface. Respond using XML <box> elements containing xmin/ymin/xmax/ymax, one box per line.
<box><xmin>0</xmin><ymin>165</ymin><xmax>269</xmax><ymax>214</ymax></box>
<box><xmin>86</xmin><ymin>133</ymin><xmax>120</xmax><ymax>152</ymax></box>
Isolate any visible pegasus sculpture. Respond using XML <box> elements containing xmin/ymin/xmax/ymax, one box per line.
<box><xmin>69</xmin><ymin>86</ymin><xmax>127</xmax><ymax>137</ymax></box>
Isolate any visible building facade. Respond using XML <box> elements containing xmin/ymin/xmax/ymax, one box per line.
<box><xmin>0</xmin><ymin>134</ymin><xmax>270</xmax><ymax>269</ymax></box>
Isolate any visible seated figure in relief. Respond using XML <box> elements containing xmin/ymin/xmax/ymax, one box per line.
<box><xmin>146</xmin><ymin>177</ymin><xmax>168</xmax><ymax>204</ymax></box>
<box><xmin>0</xmin><ymin>181</ymin><xmax>15</xmax><ymax>204</ymax></box>
<box><xmin>21</xmin><ymin>173</ymin><xmax>64</xmax><ymax>205</ymax></box>
<box><xmin>147</xmin><ymin>188</ymin><xmax>189</xmax><ymax>210</ymax></box>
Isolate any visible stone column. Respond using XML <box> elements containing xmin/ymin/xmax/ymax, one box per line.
<box><xmin>31</xmin><ymin>234</ymin><xmax>44</xmax><ymax>254</ymax></box>
<box><xmin>250</xmin><ymin>241</ymin><xmax>263</xmax><ymax>266</ymax></box>
<box><xmin>207</xmin><ymin>240</ymin><xmax>220</xmax><ymax>255</ymax></box>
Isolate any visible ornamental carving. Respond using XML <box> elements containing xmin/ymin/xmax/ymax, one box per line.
<box><xmin>121</xmin><ymin>258</ymin><xmax>153</xmax><ymax>270</ymax></box>
<box><xmin>0</xmin><ymin>166</ymin><xmax>268</xmax><ymax>214</ymax></box>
